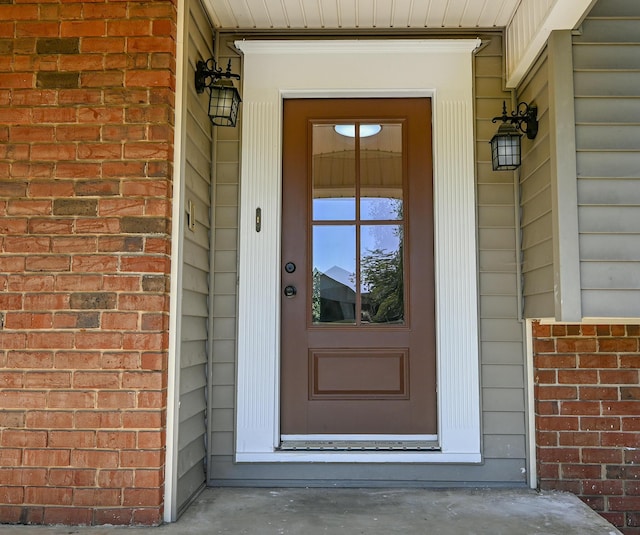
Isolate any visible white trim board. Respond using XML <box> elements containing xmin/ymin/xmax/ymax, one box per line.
<box><xmin>234</xmin><ymin>39</ymin><xmax>482</xmax><ymax>464</ymax></box>
<box><xmin>525</xmin><ymin>319</ymin><xmax>537</xmax><ymax>490</ymax></box>
<box><xmin>165</xmin><ymin>0</ymin><xmax>187</xmax><ymax>522</ymax></box>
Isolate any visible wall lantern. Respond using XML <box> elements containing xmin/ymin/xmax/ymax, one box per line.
<box><xmin>490</xmin><ymin>101</ymin><xmax>538</xmax><ymax>170</ymax></box>
<box><xmin>194</xmin><ymin>58</ymin><xmax>241</xmax><ymax>127</ymax></box>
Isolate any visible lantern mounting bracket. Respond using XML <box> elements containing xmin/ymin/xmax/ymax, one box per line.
<box><xmin>491</xmin><ymin>101</ymin><xmax>538</xmax><ymax>140</ymax></box>
<box><xmin>195</xmin><ymin>58</ymin><xmax>240</xmax><ymax>94</ymax></box>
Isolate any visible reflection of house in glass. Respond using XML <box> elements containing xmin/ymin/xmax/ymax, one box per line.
<box><xmin>315</xmin><ymin>266</ymin><xmax>356</xmax><ymax>323</ymax></box>
<box><xmin>314</xmin><ymin>250</ymin><xmax>405</xmax><ymax>325</ymax></box>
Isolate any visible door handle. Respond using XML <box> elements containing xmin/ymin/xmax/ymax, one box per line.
<box><xmin>283</xmin><ymin>285</ymin><xmax>297</xmax><ymax>298</ymax></box>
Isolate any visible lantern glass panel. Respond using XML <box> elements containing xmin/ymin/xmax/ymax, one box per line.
<box><xmin>490</xmin><ymin>125</ymin><xmax>522</xmax><ymax>171</ymax></box>
<box><xmin>209</xmin><ymin>84</ymin><xmax>241</xmax><ymax>127</ymax></box>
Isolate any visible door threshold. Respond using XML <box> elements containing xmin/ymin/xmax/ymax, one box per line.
<box><xmin>279</xmin><ymin>434</ymin><xmax>439</xmax><ymax>451</ymax></box>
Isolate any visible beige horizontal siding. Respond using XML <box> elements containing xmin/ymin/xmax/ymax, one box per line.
<box><xmin>177</xmin><ymin>0</ymin><xmax>213</xmax><ymax>514</ymax></box>
<box><xmin>517</xmin><ymin>50</ymin><xmax>555</xmax><ymax>319</ymax></box>
<box><xmin>573</xmin><ymin>0</ymin><xmax>640</xmax><ymax>318</ymax></box>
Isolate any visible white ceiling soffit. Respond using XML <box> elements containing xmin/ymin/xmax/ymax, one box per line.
<box><xmin>202</xmin><ymin>0</ymin><xmax>522</xmax><ymax>30</ymax></box>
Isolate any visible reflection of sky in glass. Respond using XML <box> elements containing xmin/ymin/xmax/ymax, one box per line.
<box><xmin>313</xmin><ymin>225</ymin><xmax>355</xmax><ymax>275</ymax></box>
<box><xmin>313</xmin><ymin>198</ymin><xmax>355</xmax><ymax>221</ymax></box>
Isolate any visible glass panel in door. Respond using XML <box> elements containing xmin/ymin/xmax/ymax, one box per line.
<box><xmin>310</xmin><ymin>122</ymin><xmax>405</xmax><ymax>327</ymax></box>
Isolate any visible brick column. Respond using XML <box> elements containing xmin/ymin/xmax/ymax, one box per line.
<box><xmin>0</xmin><ymin>1</ymin><xmax>177</xmax><ymax>526</ymax></box>
<box><xmin>533</xmin><ymin>322</ymin><xmax>640</xmax><ymax>534</ymax></box>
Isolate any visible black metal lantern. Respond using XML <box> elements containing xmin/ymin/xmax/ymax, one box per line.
<box><xmin>195</xmin><ymin>58</ymin><xmax>241</xmax><ymax>127</ymax></box>
<box><xmin>490</xmin><ymin>101</ymin><xmax>538</xmax><ymax>171</ymax></box>
<box><xmin>490</xmin><ymin>121</ymin><xmax>522</xmax><ymax>170</ymax></box>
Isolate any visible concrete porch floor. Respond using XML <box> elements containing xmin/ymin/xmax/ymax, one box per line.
<box><xmin>2</xmin><ymin>488</ymin><xmax>621</xmax><ymax>534</ymax></box>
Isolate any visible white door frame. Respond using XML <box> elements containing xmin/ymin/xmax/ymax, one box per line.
<box><xmin>235</xmin><ymin>39</ymin><xmax>482</xmax><ymax>463</ymax></box>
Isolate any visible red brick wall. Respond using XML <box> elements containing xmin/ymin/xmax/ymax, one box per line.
<box><xmin>533</xmin><ymin>322</ymin><xmax>640</xmax><ymax>535</ymax></box>
<box><xmin>0</xmin><ymin>1</ymin><xmax>177</xmax><ymax>526</ymax></box>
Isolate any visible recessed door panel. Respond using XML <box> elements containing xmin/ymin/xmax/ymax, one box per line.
<box><xmin>310</xmin><ymin>349</ymin><xmax>409</xmax><ymax>399</ymax></box>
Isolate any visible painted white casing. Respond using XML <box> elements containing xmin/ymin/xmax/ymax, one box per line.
<box><xmin>234</xmin><ymin>39</ymin><xmax>482</xmax><ymax>463</ymax></box>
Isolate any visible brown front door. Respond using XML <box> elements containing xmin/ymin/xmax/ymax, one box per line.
<box><xmin>281</xmin><ymin>98</ymin><xmax>436</xmax><ymax>443</ymax></box>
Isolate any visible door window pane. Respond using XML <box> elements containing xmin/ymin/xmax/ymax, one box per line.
<box><xmin>361</xmin><ymin>124</ymin><xmax>403</xmax><ymax>221</ymax></box>
<box><xmin>312</xmin><ymin>124</ymin><xmax>356</xmax><ymax>221</ymax></box>
<box><xmin>361</xmin><ymin>225</ymin><xmax>405</xmax><ymax>325</ymax></box>
<box><xmin>312</xmin><ymin>225</ymin><xmax>356</xmax><ymax>324</ymax></box>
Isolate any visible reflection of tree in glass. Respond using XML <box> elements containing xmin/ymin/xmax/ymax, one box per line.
<box><xmin>311</xmin><ymin>268</ymin><xmax>321</xmax><ymax>323</ymax></box>
<box><xmin>361</xmin><ymin>241</ymin><xmax>404</xmax><ymax>324</ymax></box>
<box><xmin>361</xmin><ymin>200</ymin><xmax>404</xmax><ymax>324</ymax></box>
<box><xmin>364</xmin><ymin>198</ymin><xmax>402</xmax><ymax>222</ymax></box>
